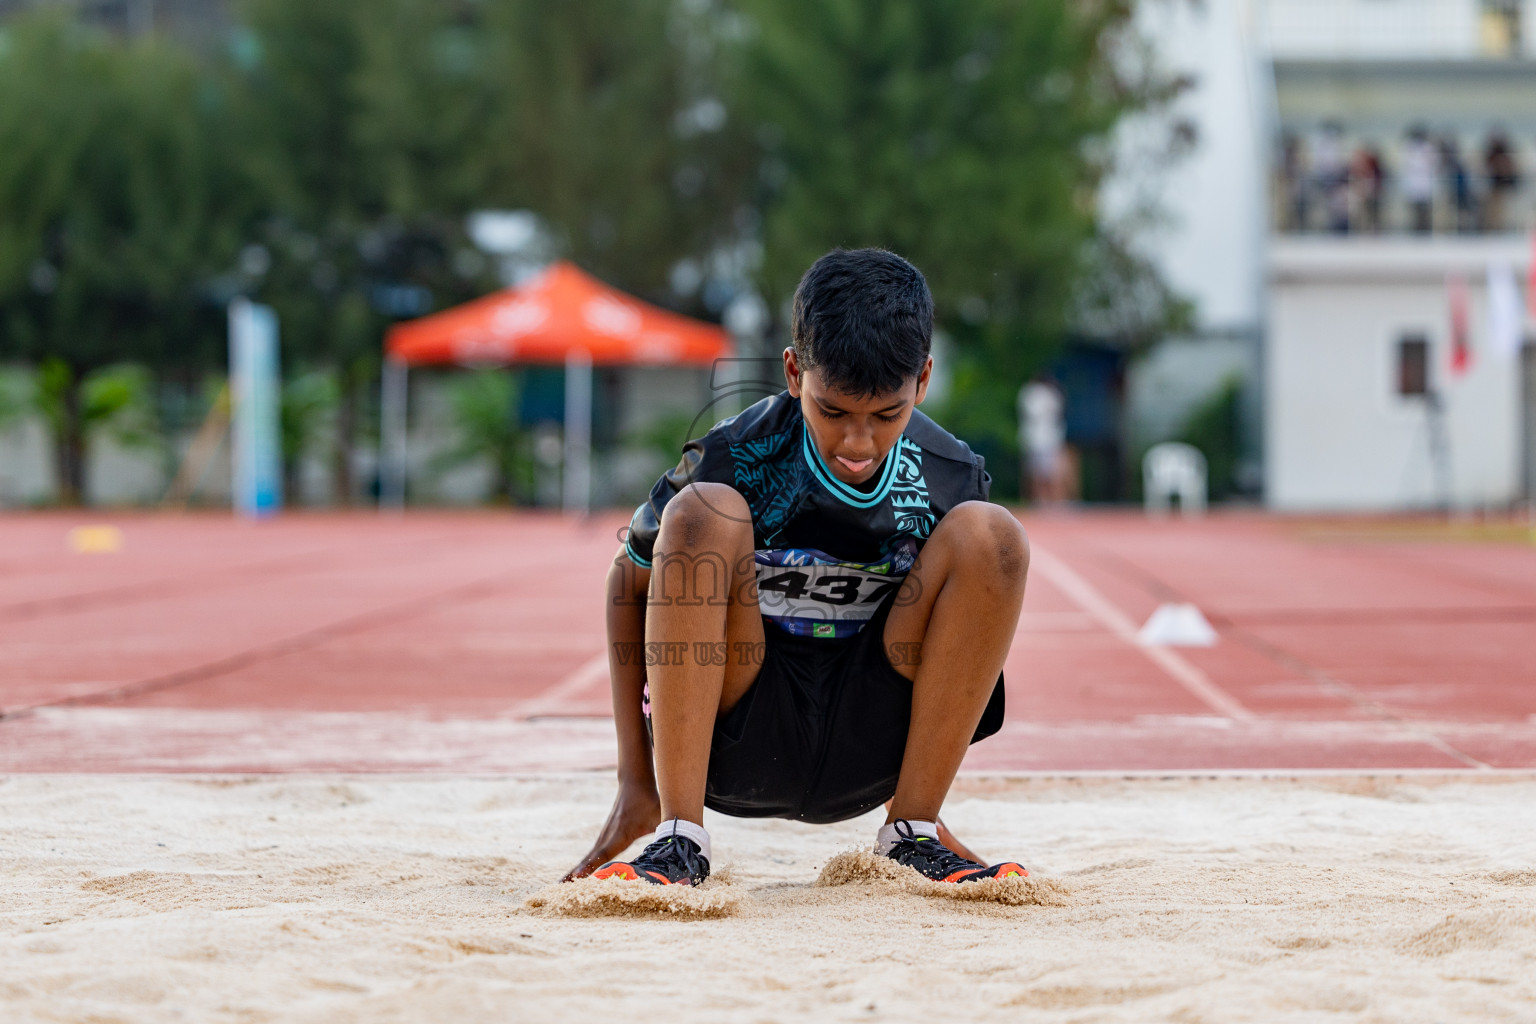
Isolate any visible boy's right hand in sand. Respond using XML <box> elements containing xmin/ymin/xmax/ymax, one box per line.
<box><xmin>561</xmin><ymin>780</ymin><xmax>661</xmax><ymax>882</ymax></box>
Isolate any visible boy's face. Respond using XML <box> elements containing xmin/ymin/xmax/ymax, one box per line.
<box><xmin>783</xmin><ymin>347</ymin><xmax>932</xmax><ymax>486</ymax></box>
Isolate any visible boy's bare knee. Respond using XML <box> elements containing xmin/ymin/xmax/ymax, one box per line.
<box><xmin>657</xmin><ymin>483</ymin><xmax>751</xmax><ymax>551</ymax></box>
<box><xmin>946</xmin><ymin>501</ymin><xmax>1030</xmax><ymax>586</ymax></box>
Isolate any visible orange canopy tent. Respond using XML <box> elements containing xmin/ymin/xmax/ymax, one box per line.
<box><xmin>379</xmin><ymin>262</ymin><xmax>732</xmax><ymax>510</ymax></box>
<box><xmin>384</xmin><ymin>260</ymin><xmax>732</xmax><ymax>367</ymax></box>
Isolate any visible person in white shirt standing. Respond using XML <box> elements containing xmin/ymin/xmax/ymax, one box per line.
<box><xmin>1402</xmin><ymin>126</ymin><xmax>1439</xmax><ymax>235</ymax></box>
<box><xmin>1019</xmin><ymin>377</ymin><xmax>1066</xmax><ymax>505</ymax></box>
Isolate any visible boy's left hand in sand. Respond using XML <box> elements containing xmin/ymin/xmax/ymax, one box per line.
<box><xmin>561</xmin><ymin>778</ymin><xmax>660</xmax><ymax>882</ymax></box>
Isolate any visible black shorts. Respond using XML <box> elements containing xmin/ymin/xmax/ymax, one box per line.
<box><xmin>698</xmin><ymin>596</ymin><xmax>1005</xmax><ymax>825</ymax></box>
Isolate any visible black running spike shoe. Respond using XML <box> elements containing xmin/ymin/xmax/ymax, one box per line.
<box><xmin>883</xmin><ymin>819</ymin><xmax>1028</xmax><ymax>883</ymax></box>
<box><xmin>592</xmin><ymin>832</ymin><xmax>710</xmax><ymax>886</ymax></box>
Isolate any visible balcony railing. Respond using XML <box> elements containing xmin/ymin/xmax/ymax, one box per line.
<box><xmin>1273</xmin><ymin>169</ymin><xmax>1535</xmax><ymax>236</ymax></box>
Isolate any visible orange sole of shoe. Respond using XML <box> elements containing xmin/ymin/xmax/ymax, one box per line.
<box><xmin>591</xmin><ymin>864</ymin><xmax>637</xmax><ymax>881</ymax></box>
<box><xmin>592</xmin><ymin>864</ymin><xmax>674</xmax><ymax>884</ymax></box>
<box><xmin>943</xmin><ymin>863</ymin><xmax>1029</xmax><ymax>883</ymax></box>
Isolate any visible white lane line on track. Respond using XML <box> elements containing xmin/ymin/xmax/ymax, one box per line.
<box><xmin>1030</xmin><ymin>545</ymin><xmax>1256</xmax><ymax>722</ymax></box>
<box><xmin>511</xmin><ymin>651</ymin><xmax>610</xmax><ymax>720</ymax></box>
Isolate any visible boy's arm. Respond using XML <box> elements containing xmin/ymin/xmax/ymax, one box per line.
<box><xmin>561</xmin><ymin>546</ymin><xmax>660</xmax><ymax>881</ymax></box>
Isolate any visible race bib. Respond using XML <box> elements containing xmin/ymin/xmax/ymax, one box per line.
<box><xmin>754</xmin><ymin>547</ymin><xmax>909</xmax><ymax>638</ymax></box>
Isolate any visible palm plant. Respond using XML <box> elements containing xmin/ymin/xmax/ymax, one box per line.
<box><xmin>432</xmin><ymin>369</ymin><xmax>533</xmax><ymax>504</ymax></box>
<box><xmin>280</xmin><ymin>370</ymin><xmax>339</xmax><ymax>503</ymax></box>
<box><xmin>32</xmin><ymin>360</ymin><xmax>161</xmax><ymax>502</ymax></box>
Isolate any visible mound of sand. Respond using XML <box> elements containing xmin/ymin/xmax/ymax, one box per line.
<box><xmin>524</xmin><ymin>870</ymin><xmax>742</xmax><ymax>919</ymax></box>
<box><xmin>3</xmin><ymin>773</ymin><xmax>1536</xmax><ymax>1022</ymax></box>
<box><xmin>520</xmin><ymin>850</ymin><xmax>1069</xmax><ymax>920</ymax></box>
<box><xmin>815</xmin><ymin>849</ymin><xmax>1071</xmax><ymax>906</ymax></box>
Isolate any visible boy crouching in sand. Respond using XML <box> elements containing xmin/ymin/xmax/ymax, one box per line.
<box><xmin>565</xmin><ymin>248</ymin><xmax>1029</xmax><ymax>887</ymax></box>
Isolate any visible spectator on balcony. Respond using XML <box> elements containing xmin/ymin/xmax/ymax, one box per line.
<box><xmin>1280</xmin><ymin>132</ymin><xmax>1308</xmax><ymax>231</ymax></box>
<box><xmin>1439</xmin><ymin>136</ymin><xmax>1477</xmax><ymax>233</ymax></box>
<box><xmin>1310</xmin><ymin>122</ymin><xmax>1349</xmax><ymax>233</ymax></box>
<box><xmin>1352</xmin><ymin>145</ymin><xmax>1385</xmax><ymax>233</ymax></box>
<box><xmin>1482</xmin><ymin>131</ymin><xmax>1521</xmax><ymax>232</ymax></box>
<box><xmin>1402</xmin><ymin>126</ymin><xmax>1438</xmax><ymax>234</ymax></box>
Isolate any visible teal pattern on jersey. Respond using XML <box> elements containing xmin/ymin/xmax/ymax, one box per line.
<box><xmin>732</xmin><ymin>424</ymin><xmax>933</xmax><ymax>551</ymax></box>
<box><xmin>890</xmin><ymin>436</ymin><xmax>935</xmax><ymax>538</ymax></box>
<box><xmin>730</xmin><ymin>428</ymin><xmax>804</xmax><ymax>544</ymax></box>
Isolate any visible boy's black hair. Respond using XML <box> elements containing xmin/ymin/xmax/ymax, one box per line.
<box><xmin>790</xmin><ymin>248</ymin><xmax>933</xmax><ymax>397</ymax></box>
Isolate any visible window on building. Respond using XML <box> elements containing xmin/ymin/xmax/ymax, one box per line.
<box><xmin>1398</xmin><ymin>335</ymin><xmax>1430</xmax><ymax>397</ymax></box>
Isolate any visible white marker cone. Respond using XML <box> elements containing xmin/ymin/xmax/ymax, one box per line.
<box><xmin>1137</xmin><ymin>602</ymin><xmax>1218</xmax><ymax>647</ymax></box>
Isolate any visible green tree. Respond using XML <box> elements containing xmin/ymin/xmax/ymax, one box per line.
<box><xmin>0</xmin><ymin>367</ymin><xmax>28</xmax><ymax>433</ymax></box>
<box><xmin>1176</xmin><ymin>375</ymin><xmax>1241</xmax><ymax>502</ymax></box>
<box><xmin>231</xmin><ymin>0</ymin><xmax>753</xmax><ymax>504</ymax></box>
<box><xmin>473</xmin><ymin>0</ymin><xmax>754</xmax><ymax>300</ymax></box>
<box><xmin>733</xmin><ymin>0</ymin><xmax>1183</xmax><ymax>478</ymax></box>
<box><xmin>231</xmin><ymin>0</ymin><xmax>491</xmax><ymax>504</ymax></box>
<box><xmin>0</xmin><ymin>15</ymin><xmax>244</xmax><ymax>502</ymax></box>
<box><xmin>431</xmin><ymin>369</ymin><xmax>532</xmax><ymax>503</ymax></box>
<box><xmin>33</xmin><ymin>360</ymin><xmax>162</xmax><ymax>498</ymax></box>
<box><xmin>280</xmin><ymin>368</ymin><xmax>338</xmax><ymax>501</ymax></box>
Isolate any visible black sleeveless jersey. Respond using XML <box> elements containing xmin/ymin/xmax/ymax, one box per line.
<box><xmin>625</xmin><ymin>391</ymin><xmax>991</xmax><ymax>639</ymax></box>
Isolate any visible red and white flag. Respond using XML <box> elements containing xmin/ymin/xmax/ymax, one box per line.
<box><xmin>1447</xmin><ymin>273</ymin><xmax>1471</xmax><ymax>377</ymax></box>
<box><xmin>1528</xmin><ymin>230</ymin><xmax>1536</xmax><ymax>321</ymax></box>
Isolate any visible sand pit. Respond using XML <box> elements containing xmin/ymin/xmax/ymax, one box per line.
<box><xmin>3</xmin><ymin>773</ymin><xmax>1535</xmax><ymax>1022</ymax></box>
<box><xmin>525</xmin><ymin>870</ymin><xmax>745</xmax><ymax>919</ymax></box>
<box><xmin>813</xmin><ymin>849</ymin><xmax>1071</xmax><ymax>907</ymax></box>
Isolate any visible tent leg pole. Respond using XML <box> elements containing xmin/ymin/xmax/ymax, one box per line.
<box><xmin>380</xmin><ymin>358</ymin><xmax>408</xmax><ymax>511</ymax></box>
<box><xmin>563</xmin><ymin>351</ymin><xmax>592</xmax><ymax>515</ymax></box>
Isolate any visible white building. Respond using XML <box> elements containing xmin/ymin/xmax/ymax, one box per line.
<box><xmin>1125</xmin><ymin>0</ymin><xmax>1536</xmax><ymax>509</ymax></box>
<box><xmin>1269</xmin><ymin>237</ymin><xmax>1528</xmax><ymax>508</ymax></box>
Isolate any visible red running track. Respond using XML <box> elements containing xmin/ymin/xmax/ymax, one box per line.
<box><xmin>2</xmin><ymin>510</ymin><xmax>1534</xmax><ymax>774</ymax></box>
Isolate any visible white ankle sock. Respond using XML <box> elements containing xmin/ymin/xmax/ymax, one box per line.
<box><xmin>651</xmin><ymin>817</ymin><xmax>711</xmax><ymax>864</ymax></box>
<box><xmin>874</xmin><ymin>819</ymin><xmax>939</xmax><ymax>856</ymax></box>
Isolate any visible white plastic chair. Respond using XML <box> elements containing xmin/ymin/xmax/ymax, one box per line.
<box><xmin>1143</xmin><ymin>442</ymin><xmax>1207</xmax><ymax>517</ymax></box>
